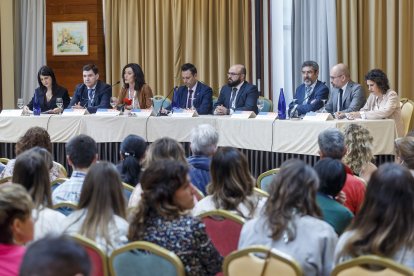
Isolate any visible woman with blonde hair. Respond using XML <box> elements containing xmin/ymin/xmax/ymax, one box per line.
<box><xmin>343</xmin><ymin>123</ymin><xmax>377</xmax><ymax>183</ymax></box>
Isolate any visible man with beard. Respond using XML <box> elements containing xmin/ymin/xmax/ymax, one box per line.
<box><xmin>288</xmin><ymin>60</ymin><xmax>329</xmax><ymax>117</ymax></box>
<box><xmin>213</xmin><ymin>64</ymin><xmax>259</xmax><ymax>115</ymax></box>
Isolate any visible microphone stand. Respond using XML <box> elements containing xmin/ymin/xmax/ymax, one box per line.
<box><xmin>157</xmin><ymin>86</ymin><xmax>177</xmax><ymax>116</ymax></box>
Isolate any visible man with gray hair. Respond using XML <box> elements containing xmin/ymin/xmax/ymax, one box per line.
<box><xmin>318</xmin><ymin>128</ymin><xmax>366</xmax><ymax>214</ymax></box>
<box><xmin>188</xmin><ymin>124</ymin><xmax>219</xmax><ymax>195</ymax></box>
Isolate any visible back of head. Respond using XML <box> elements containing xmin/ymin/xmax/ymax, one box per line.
<box><xmin>66</xmin><ymin>134</ymin><xmax>97</xmax><ymax>169</ymax></box>
<box><xmin>119</xmin><ymin>135</ymin><xmax>147</xmax><ymax>185</ymax></box>
<box><xmin>12</xmin><ymin>149</ymin><xmax>52</xmax><ymax>208</ymax></box>
<box><xmin>189</xmin><ymin>124</ymin><xmax>219</xmax><ymax>156</ymax></box>
<box><xmin>314</xmin><ymin>158</ymin><xmax>346</xmax><ymax>197</ymax></box>
<box><xmin>0</xmin><ymin>184</ymin><xmax>33</xmax><ymax>244</ymax></box>
<box><xmin>394</xmin><ymin>137</ymin><xmax>414</xmax><ymax>170</ymax></box>
<box><xmin>145</xmin><ymin>137</ymin><xmax>187</xmax><ymax>166</ymax></box>
<box><xmin>343</xmin><ymin>124</ymin><xmax>374</xmax><ymax>174</ymax></box>
<box><xmin>20</xmin><ymin>235</ymin><xmax>91</xmax><ymax>276</ymax></box>
<box><xmin>15</xmin><ymin>127</ymin><xmax>52</xmax><ymax>155</ymax></box>
<box><xmin>318</xmin><ymin>128</ymin><xmax>345</xmax><ymax>159</ymax></box>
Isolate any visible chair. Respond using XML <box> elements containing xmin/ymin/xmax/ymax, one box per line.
<box><xmin>122</xmin><ymin>182</ymin><xmax>134</xmax><ymax>201</ymax></box>
<box><xmin>0</xmin><ymin>176</ymin><xmax>12</xmax><ymax>184</ymax></box>
<box><xmin>50</xmin><ymin>177</ymin><xmax>68</xmax><ymax>191</ymax></box>
<box><xmin>197</xmin><ymin>209</ymin><xmax>245</xmax><ymax>256</ymax></box>
<box><xmin>331</xmin><ymin>255</ymin><xmax>413</xmax><ymax>276</ymax></box>
<box><xmin>256</xmin><ymin>168</ymin><xmax>280</xmax><ymax>192</ymax></box>
<box><xmin>152</xmin><ymin>95</ymin><xmax>172</xmax><ymax>113</ymax></box>
<box><xmin>71</xmin><ymin>234</ymin><xmax>109</xmax><ymax>276</ymax></box>
<box><xmin>223</xmin><ymin>245</ymin><xmax>303</xmax><ymax>276</ymax></box>
<box><xmin>212</xmin><ymin>96</ymin><xmax>218</xmax><ymax>108</ymax></box>
<box><xmin>54</xmin><ymin>161</ymin><xmax>68</xmax><ymax>177</ymax></box>
<box><xmin>260</xmin><ymin>96</ymin><xmax>273</xmax><ymax>112</ymax></box>
<box><xmin>0</xmin><ymin>157</ymin><xmax>9</xmax><ymax>165</ymax></box>
<box><xmin>400</xmin><ymin>98</ymin><xmax>414</xmax><ymax>136</ymax></box>
<box><xmin>52</xmin><ymin>201</ymin><xmax>78</xmax><ymax>216</ymax></box>
<box><xmin>109</xmin><ymin>241</ymin><xmax>186</xmax><ymax>276</ymax></box>
<box><xmin>254</xmin><ymin>187</ymin><xmax>269</xmax><ymax>197</ymax></box>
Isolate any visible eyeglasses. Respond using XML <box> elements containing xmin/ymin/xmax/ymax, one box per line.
<box><xmin>227</xmin><ymin>72</ymin><xmax>241</xmax><ymax>76</ymax></box>
<box><xmin>330</xmin><ymin>75</ymin><xmax>343</xmax><ymax>80</ymax></box>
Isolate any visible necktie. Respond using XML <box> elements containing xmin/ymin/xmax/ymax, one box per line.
<box><xmin>337</xmin><ymin>88</ymin><xmax>343</xmax><ymax>112</ymax></box>
<box><xmin>230</xmin><ymin>87</ymin><xmax>237</xmax><ymax>109</ymax></box>
<box><xmin>303</xmin><ymin>86</ymin><xmax>311</xmax><ymax>104</ymax></box>
<box><xmin>187</xmin><ymin>89</ymin><xmax>194</xmax><ymax>109</ymax></box>
<box><xmin>88</xmin><ymin>89</ymin><xmax>94</xmax><ymax>107</ymax></box>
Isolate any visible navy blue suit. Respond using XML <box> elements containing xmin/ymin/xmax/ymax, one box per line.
<box><xmin>214</xmin><ymin>82</ymin><xmax>259</xmax><ymax>114</ymax></box>
<box><xmin>27</xmin><ymin>85</ymin><xmax>70</xmax><ymax>112</ymax></box>
<box><xmin>68</xmin><ymin>80</ymin><xmax>111</xmax><ymax>113</ymax></box>
<box><xmin>289</xmin><ymin>80</ymin><xmax>329</xmax><ymax>115</ymax></box>
<box><xmin>172</xmin><ymin>81</ymin><xmax>213</xmax><ymax>114</ymax></box>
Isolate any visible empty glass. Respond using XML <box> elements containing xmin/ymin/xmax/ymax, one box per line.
<box><xmin>257</xmin><ymin>99</ymin><xmax>264</xmax><ymax>112</ymax></box>
<box><xmin>56</xmin><ymin>98</ymin><xmax>63</xmax><ymax>114</ymax></box>
<box><xmin>17</xmin><ymin>98</ymin><xmax>24</xmax><ymax>109</ymax></box>
<box><xmin>110</xmin><ymin>97</ymin><xmax>118</xmax><ymax>109</ymax></box>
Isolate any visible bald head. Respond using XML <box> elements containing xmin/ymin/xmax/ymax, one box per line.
<box><xmin>330</xmin><ymin>63</ymin><xmax>351</xmax><ymax>88</ymax></box>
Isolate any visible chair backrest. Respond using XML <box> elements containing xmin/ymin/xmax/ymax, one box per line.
<box><xmin>153</xmin><ymin>95</ymin><xmax>172</xmax><ymax>112</ymax></box>
<box><xmin>50</xmin><ymin>177</ymin><xmax>69</xmax><ymax>191</ymax></box>
<box><xmin>0</xmin><ymin>157</ymin><xmax>10</xmax><ymax>165</ymax></box>
<box><xmin>109</xmin><ymin>241</ymin><xmax>185</xmax><ymax>276</ymax></box>
<box><xmin>54</xmin><ymin>161</ymin><xmax>68</xmax><ymax>177</ymax></box>
<box><xmin>212</xmin><ymin>96</ymin><xmax>218</xmax><ymax>108</ymax></box>
<box><xmin>223</xmin><ymin>245</ymin><xmax>303</xmax><ymax>276</ymax></box>
<box><xmin>256</xmin><ymin>168</ymin><xmax>280</xmax><ymax>192</ymax></box>
<box><xmin>400</xmin><ymin>98</ymin><xmax>414</xmax><ymax>136</ymax></box>
<box><xmin>122</xmin><ymin>182</ymin><xmax>134</xmax><ymax>201</ymax></box>
<box><xmin>71</xmin><ymin>234</ymin><xmax>109</xmax><ymax>276</ymax></box>
<box><xmin>0</xmin><ymin>176</ymin><xmax>12</xmax><ymax>185</ymax></box>
<box><xmin>331</xmin><ymin>255</ymin><xmax>413</xmax><ymax>276</ymax></box>
<box><xmin>260</xmin><ymin>96</ymin><xmax>273</xmax><ymax>112</ymax></box>
<box><xmin>198</xmin><ymin>209</ymin><xmax>245</xmax><ymax>256</ymax></box>
<box><xmin>52</xmin><ymin>201</ymin><xmax>78</xmax><ymax>216</ymax></box>
<box><xmin>253</xmin><ymin>187</ymin><xmax>269</xmax><ymax>197</ymax></box>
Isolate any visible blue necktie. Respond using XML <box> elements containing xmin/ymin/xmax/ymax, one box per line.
<box><xmin>230</xmin><ymin>87</ymin><xmax>237</xmax><ymax>109</ymax></box>
<box><xmin>187</xmin><ymin>89</ymin><xmax>194</xmax><ymax>109</ymax></box>
<box><xmin>303</xmin><ymin>86</ymin><xmax>311</xmax><ymax>104</ymax></box>
<box><xmin>88</xmin><ymin>89</ymin><xmax>94</xmax><ymax>107</ymax></box>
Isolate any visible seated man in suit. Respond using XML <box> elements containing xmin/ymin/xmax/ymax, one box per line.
<box><xmin>325</xmin><ymin>63</ymin><xmax>365</xmax><ymax>116</ymax></box>
<box><xmin>171</xmin><ymin>63</ymin><xmax>213</xmax><ymax>114</ymax></box>
<box><xmin>289</xmin><ymin>60</ymin><xmax>329</xmax><ymax>117</ymax></box>
<box><xmin>68</xmin><ymin>64</ymin><xmax>111</xmax><ymax>114</ymax></box>
<box><xmin>214</xmin><ymin>64</ymin><xmax>259</xmax><ymax>115</ymax></box>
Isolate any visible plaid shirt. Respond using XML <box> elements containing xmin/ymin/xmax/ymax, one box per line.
<box><xmin>52</xmin><ymin>171</ymin><xmax>86</xmax><ymax>205</ymax></box>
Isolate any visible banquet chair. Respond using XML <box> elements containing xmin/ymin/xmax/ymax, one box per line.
<box><xmin>254</xmin><ymin>187</ymin><xmax>269</xmax><ymax>197</ymax></box>
<box><xmin>0</xmin><ymin>176</ymin><xmax>12</xmax><ymax>184</ymax></box>
<box><xmin>198</xmin><ymin>209</ymin><xmax>245</xmax><ymax>257</ymax></box>
<box><xmin>52</xmin><ymin>201</ymin><xmax>77</xmax><ymax>216</ymax></box>
<box><xmin>109</xmin><ymin>241</ymin><xmax>185</xmax><ymax>276</ymax></box>
<box><xmin>0</xmin><ymin>157</ymin><xmax>9</xmax><ymax>165</ymax></box>
<box><xmin>260</xmin><ymin>96</ymin><xmax>273</xmax><ymax>112</ymax></box>
<box><xmin>71</xmin><ymin>234</ymin><xmax>109</xmax><ymax>276</ymax></box>
<box><xmin>331</xmin><ymin>255</ymin><xmax>412</xmax><ymax>276</ymax></box>
<box><xmin>122</xmin><ymin>182</ymin><xmax>134</xmax><ymax>201</ymax></box>
<box><xmin>50</xmin><ymin>177</ymin><xmax>69</xmax><ymax>191</ymax></box>
<box><xmin>223</xmin><ymin>245</ymin><xmax>303</xmax><ymax>276</ymax></box>
<box><xmin>54</xmin><ymin>161</ymin><xmax>68</xmax><ymax>177</ymax></box>
<box><xmin>256</xmin><ymin>168</ymin><xmax>280</xmax><ymax>192</ymax></box>
<box><xmin>152</xmin><ymin>95</ymin><xmax>172</xmax><ymax>113</ymax></box>
<box><xmin>212</xmin><ymin>96</ymin><xmax>218</xmax><ymax>108</ymax></box>
<box><xmin>400</xmin><ymin>98</ymin><xmax>414</xmax><ymax>136</ymax></box>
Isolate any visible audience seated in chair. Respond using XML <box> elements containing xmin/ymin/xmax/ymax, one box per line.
<box><xmin>394</xmin><ymin>136</ymin><xmax>414</xmax><ymax>176</ymax></box>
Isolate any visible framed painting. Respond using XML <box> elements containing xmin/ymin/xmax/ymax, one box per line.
<box><xmin>52</xmin><ymin>21</ymin><xmax>88</xmax><ymax>56</ymax></box>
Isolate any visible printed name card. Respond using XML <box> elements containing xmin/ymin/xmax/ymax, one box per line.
<box><xmin>255</xmin><ymin>112</ymin><xmax>278</xmax><ymax>120</ymax></box>
<box><xmin>303</xmin><ymin>112</ymin><xmax>334</xmax><ymax>121</ymax></box>
<box><xmin>130</xmin><ymin>108</ymin><xmax>156</xmax><ymax>117</ymax></box>
<box><xmin>0</xmin><ymin>109</ymin><xmax>23</xmax><ymax>116</ymax></box>
<box><xmin>171</xmin><ymin>109</ymin><xmax>199</xmax><ymax>117</ymax></box>
<box><xmin>62</xmin><ymin>108</ymin><xmax>87</xmax><ymax>116</ymax></box>
<box><xmin>95</xmin><ymin>109</ymin><xmax>121</xmax><ymax>116</ymax></box>
<box><xmin>231</xmin><ymin>111</ymin><xmax>256</xmax><ymax>119</ymax></box>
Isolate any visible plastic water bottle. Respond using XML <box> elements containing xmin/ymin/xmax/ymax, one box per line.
<box><xmin>33</xmin><ymin>93</ymin><xmax>41</xmax><ymax>116</ymax></box>
<box><xmin>278</xmin><ymin>88</ymin><xmax>286</xmax><ymax>120</ymax></box>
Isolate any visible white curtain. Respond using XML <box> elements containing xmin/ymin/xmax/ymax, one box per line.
<box><xmin>18</xmin><ymin>0</ymin><xmax>45</xmax><ymax>104</ymax></box>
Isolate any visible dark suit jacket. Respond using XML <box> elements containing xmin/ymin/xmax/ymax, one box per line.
<box><xmin>214</xmin><ymin>82</ymin><xmax>259</xmax><ymax>114</ymax></box>
<box><xmin>27</xmin><ymin>85</ymin><xmax>70</xmax><ymax>112</ymax></box>
<box><xmin>325</xmin><ymin>81</ymin><xmax>366</xmax><ymax>113</ymax></box>
<box><xmin>289</xmin><ymin>80</ymin><xmax>329</xmax><ymax>115</ymax></box>
<box><xmin>69</xmin><ymin>80</ymin><xmax>111</xmax><ymax>113</ymax></box>
<box><xmin>172</xmin><ymin>81</ymin><xmax>213</xmax><ymax>114</ymax></box>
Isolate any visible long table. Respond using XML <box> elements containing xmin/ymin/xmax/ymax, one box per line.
<box><xmin>0</xmin><ymin>115</ymin><xmax>397</xmax><ymax>176</ymax></box>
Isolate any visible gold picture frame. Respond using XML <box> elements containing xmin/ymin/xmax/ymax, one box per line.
<box><xmin>52</xmin><ymin>21</ymin><xmax>88</xmax><ymax>56</ymax></box>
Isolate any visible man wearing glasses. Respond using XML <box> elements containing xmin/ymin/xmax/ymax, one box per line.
<box><xmin>325</xmin><ymin>63</ymin><xmax>365</xmax><ymax>117</ymax></box>
<box><xmin>214</xmin><ymin>64</ymin><xmax>259</xmax><ymax>115</ymax></box>
<box><xmin>288</xmin><ymin>60</ymin><xmax>329</xmax><ymax>117</ymax></box>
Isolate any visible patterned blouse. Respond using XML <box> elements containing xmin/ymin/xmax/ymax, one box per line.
<box><xmin>138</xmin><ymin>214</ymin><xmax>223</xmax><ymax>276</ymax></box>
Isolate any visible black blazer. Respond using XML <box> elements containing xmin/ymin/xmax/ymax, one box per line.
<box><xmin>69</xmin><ymin>80</ymin><xmax>111</xmax><ymax>113</ymax></box>
<box><xmin>27</xmin><ymin>85</ymin><xmax>70</xmax><ymax>112</ymax></box>
<box><xmin>214</xmin><ymin>82</ymin><xmax>259</xmax><ymax>114</ymax></box>
<box><xmin>172</xmin><ymin>81</ymin><xmax>213</xmax><ymax>114</ymax></box>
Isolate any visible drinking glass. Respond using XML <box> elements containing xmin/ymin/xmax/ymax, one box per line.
<box><xmin>257</xmin><ymin>98</ymin><xmax>264</xmax><ymax>112</ymax></box>
<box><xmin>320</xmin><ymin>99</ymin><xmax>327</xmax><ymax>113</ymax></box>
<box><xmin>56</xmin><ymin>98</ymin><xmax>63</xmax><ymax>114</ymax></box>
<box><xmin>17</xmin><ymin>98</ymin><xmax>24</xmax><ymax>109</ymax></box>
<box><xmin>110</xmin><ymin>97</ymin><xmax>118</xmax><ymax>109</ymax></box>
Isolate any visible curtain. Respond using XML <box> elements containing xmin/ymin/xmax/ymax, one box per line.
<box><xmin>104</xmin><ymin>0</ymin><xmax>251</xmax><ymax>98</ymax></box>
<box><xmin>336</xmin><ymin>0</ymin><xmax>414</xmax><ymax>101</ymax></box>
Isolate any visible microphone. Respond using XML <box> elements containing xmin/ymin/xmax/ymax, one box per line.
<box><xmin>82</xmin><ymin>80</ymin><xmax>121</xmax><ymax>108</ymax></box>
<box><xmin>157</xmin><ymin>86</ymin><xmax>177</xmax><ymax>116</ymax></box>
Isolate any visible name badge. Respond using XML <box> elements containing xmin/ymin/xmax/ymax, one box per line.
<box><xmin>95</xmin><ymin>109</ymin><xmax>121</xmax><ymax>116</ymax></box>
<box><xmin>231</xmin><ymin>111</ymin><xmax>256</xmax><ymax>119</ymax></box>
<box><xmin>255</xmin><ymin>112</ymin><xmax>278</xmax><ymax>120</ymax></box>
<box><xmin>62</xmin><ymin>109</ymin><xmax>87</xmax><ymax>116</ymax></box>
<box><xmin>0</xmin><ymin>109</ymin><xmax>23</xmax><ymax>116</ymax></box>
<box><xmin>303</xmin><ymin>112</ymin><xmax>334</xmax><ymax>121</ymax></box>
<box><xmin>130</xmin><ymin>108</ymin><xmax>156</xmax><ymax>117</ymax></box>
<box><xmin>171</xmin><ymin>108</ymin><xmax>199</xmax><ymax>117</ymax></box>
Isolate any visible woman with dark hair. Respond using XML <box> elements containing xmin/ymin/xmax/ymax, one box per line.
<box><xmin>394</xmin><ymin>137</ymin><xmax>414</xmax><ymax>175</ymax></box>
<box><xmin>116</xmin><ymin>134</ymin><xmax>147</xmax><ymax>186</ymax></box>
<box><xmin>334</xmin><ymin>163</ymin><xmax>414</xmax><ymax>269</ymax></box>
<box><xmin>344</xmin><ymin>69</ymin><xmax>403</xmax><ymax>137</ymax></box>
<box><xmin>128</xmin><ymin>159</ymin><xmax>222</xmax><ymax>275</ymax></box>
<box><xmin>24</xmin><ymin>65</ymin><xmax>70</xmax><ymax>114</ymax></box>
<box><xmin>117</xmin><ymin>63</ymin><xmax>153</xmax><ymax>110</ymax></box>
<box><xmin>62</xmin><ymin>162</ymin><xmax>128</xmax><ymax>255</ymax></box>
<box><xmin>238</xmin><ymin>159</ymin><xmax>337</xmax><ymax>276</ymax></box>
<box><xmin>193</xmin><ymin>147</ymin><xmax>266</xmax><ymax>219</ymax></box>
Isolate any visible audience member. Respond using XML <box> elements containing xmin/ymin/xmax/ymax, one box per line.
<box><xmin>193</xmin><ymin>147</ymin><xmax>266</xmax><ymax>219</ymax></box>
<box><xmin>62</xmin><ymin>162</ymin><xmax>128</xmax><ymax>255</ymax></box>
<box><xmin>394</xmin><ymin>136</ymin><xmax>414</xmax><ymax>175</ymax></box>
<box><xmin>187</xmin><ymin>124</ymin><xmax>218</xmax><ymax>195</ymax></box>
<box><xmin>12</xmin><ymin>148</ymin><xmax>65</xmax><ymax>240</ymax></box>
<box><xmin>116</xmin><ymin>134</ymin><xmax>147</xmax><ymax>186</ymax></box>
<box><xmin>214</xmin><ymin>64</ymin><xmax>259</xmax><ymax>115</ymax></box>
<box><xmin>0</xmin><ymin>184</ymin><xmax>34</xmax><ymax>276</ymax></box>
<box><xmin>314</xmin><ymin>158</ymin><xmax>353</xmax><ymax>235</ymax></box>
<box><xmin>238</xmin><ymin>159</ymin><xmax>337</xmax><ymax>276</ymax></box>
<box><xmin>334</xmin><ymin>163</ymin><xmax>414</xmax><ymax>269</ymax></box>
<box><xmin>52</xmin><ymin>134</ymin><xmax>97</xmax><ymax>205</ymax></box>
<box><xmin>128</xmin><ymin>160</ymin><xmax>223</xmax><ymax>275</ymax></box>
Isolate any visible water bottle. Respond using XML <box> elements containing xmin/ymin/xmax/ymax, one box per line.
<box><xmin>33</xmin><ymin>93</ymin><xmax>41</xmax><ymax>116</ymax></box>
<box><xmin>278</xmin><ymin>88</ymin><xmax>286</xmax><ymax>120</ymax></box>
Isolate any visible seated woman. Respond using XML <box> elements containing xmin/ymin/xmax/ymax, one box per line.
<box><xmin>0</xmin><ymin>184</ymin><xmax>34</xmax><ymax>275</ymax></box>
<box><xmin>0</xmin><ymin>127</ymin><xmax>65</xmax><ymax>181</ymax></box>
<box><xmin>62</xmin><ymin>162</ymin><xmax>128</xmax><ymax>255</ymax></box>
<box><xmin>116</xmin><ymin>134</ymin><xmax>147</xmax><ymax>187</ymax></box>
<box><xmin>117</xmin><ymin>63</ymin><xmax>153</xmax><ymax>110</ymax></box>
<box><xmin>23</xmin><ymin>65</ymin><xmax>70</xmax><ymax>114</ymax></box>
<box><xmin>238</xmin><ymin>159</ymin><xmax>337</xmax><ymax>276</ymax></box>
<box><xmin>128</xmin><ymin>159</ymin><xmax>223</xmax><ymax>275</ymax></box>
<box><xmin>343</xmin><ymin>123</ymin><xmax>377</xmax><ymax>183</ymax></box>
<box><xmin>12</xmin><ymin>147</ymin><xmax>65</xmax><ymax>240</ymax></box>
<box><xmin>334</xmin><ymin>163</ymin><xmax>414</xmax><ymax>269</ymax></box>
<box><xmin>394</xmin><ymin>136</ymin><xmax>414</xmax><ymax>175</ymax></box>
<box><xmin>341</xmin><ymin>69</ymin><xmax>404</xmax><ymax>137</ymax></box>
<box><xmin>193</xmin><ymin>147</ymin><xmax>266</xmax><ymax>219</ymax></box>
